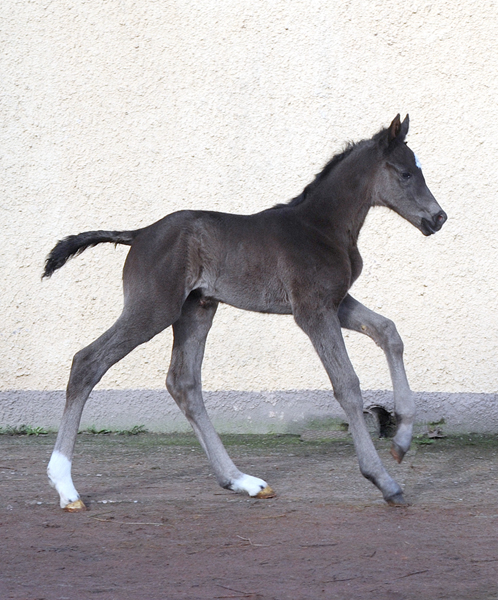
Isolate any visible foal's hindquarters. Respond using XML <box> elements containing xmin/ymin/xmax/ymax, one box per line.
<box><xmin>47</xmin><ymin>229</ymin><xmax>276</xmax><ymax>510</ymax></box>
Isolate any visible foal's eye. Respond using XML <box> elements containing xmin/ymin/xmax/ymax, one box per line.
<box><xmin>401</xmin><ymin>172</ymin><xmax>412</xmax><ymax>180</ymax></box>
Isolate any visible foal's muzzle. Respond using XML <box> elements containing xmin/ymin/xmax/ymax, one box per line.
<box><xmin>421</xmin><ymin>210</ymin><xmax>447</xmax><ymax>236</ymax></box>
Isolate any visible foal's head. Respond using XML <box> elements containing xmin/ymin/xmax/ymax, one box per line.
<box><xmin>373</xmin><ymin>114</ymin><xmax>447</xmax><ymax>236</ymax></box>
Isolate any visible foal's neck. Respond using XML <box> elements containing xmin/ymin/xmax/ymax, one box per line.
<box><xmin>301</xmin><ymin>150</ymin><xmax>376</xmax><ymax>246</ymax></box>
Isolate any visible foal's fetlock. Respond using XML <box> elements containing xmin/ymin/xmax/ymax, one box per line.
<box><xmin>47</xmin><ymin>451</ymin><xmax>86</xmax><ymax>511</ymax></box>
<box><xmin>390</xmin><ymin>440</ymin><xmax>408</xmax><ymax>464</ymax></box>
<box><xmin>385</xmin><ymin>491</ymin><xmax>409</xmax><ymax>507</ymax></box>
<box><xmin>391</xmin><ymin>420</ymin><xmax>412</xmax><ymax>463</ymax></box>
<box><xmin>381</xmin><ymin>479</ymin><xmax>408</xmax><ymax>506</ymax></box>
<box><xmin>390</xmin><ymin>435</ymin><xmax>412</xmax><ymax>463</ymax></box>
<box><xmin>360</xmin><ymin>467</ymin><xmax>407</xmax><ymax>506</ymax></box>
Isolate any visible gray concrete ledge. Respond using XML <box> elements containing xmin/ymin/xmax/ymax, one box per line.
<box><xmin>1</xmin><ymin>389</ymin><xmax>498</xmax><ymax>434</ymax></box>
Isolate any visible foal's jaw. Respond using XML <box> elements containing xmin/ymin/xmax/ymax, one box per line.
<box><xmin>377</xmin><ymin>179</ymin><xmax>447</xmax><ymax>237</ymax></box>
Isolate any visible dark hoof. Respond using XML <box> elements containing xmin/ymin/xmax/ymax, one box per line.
<box><xmin>386</xmin><ymin>492</ymin><xmax>409</xmax><ymax>507</ymax></box>
<box><xmin>390</xmin><ymin>442</ymin><xmax>406</xmax><ymax>464</ymax></box>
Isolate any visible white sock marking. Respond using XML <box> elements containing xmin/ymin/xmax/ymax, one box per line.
<box><xmin>230</xmin><ymin>473</ymin><xmax>268</xmax><ymax>496</ymax></box>
<box><xmin>47</xmin><ymin>451</ymin><xmax>80</xmax><ymax>508</ymax></box>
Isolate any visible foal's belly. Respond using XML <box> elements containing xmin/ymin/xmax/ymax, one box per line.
<box><xmin>200</xmin><ymin>278</ymin><xmax>293</xmax><ymax>315</ymax></box>
<box><xmin>222</xmin><ymin>295</ymin><xmax>294</xmax><ymax>315</ymax></box>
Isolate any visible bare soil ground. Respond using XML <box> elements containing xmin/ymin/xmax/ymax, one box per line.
<box><xmin>1</xmin><ymin>432</ymin><xmax>498</xmax><ymax>600</ymax></box>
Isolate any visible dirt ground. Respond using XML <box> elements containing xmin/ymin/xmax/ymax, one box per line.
<box><xmin>1</xmin><ymin>431</ymin><xmax>497</xmax><ymax>600</ymax></box>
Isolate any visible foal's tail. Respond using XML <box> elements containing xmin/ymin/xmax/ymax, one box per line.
<box><xmin>42</xmin><ymin>229</ymin><xmax>141</xmax><ymax>279</ymax></box>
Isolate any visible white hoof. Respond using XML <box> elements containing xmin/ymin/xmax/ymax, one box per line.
<box><xmin>229</xmin><ymin>474</ymin><xmax>275</xmax><ymax>498</ymax></box>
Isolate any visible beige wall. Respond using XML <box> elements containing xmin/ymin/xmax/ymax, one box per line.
<box><xmin>2</xmin><ymin>1</ymin><xmax>498</xmax><ymax>430</ymax></box>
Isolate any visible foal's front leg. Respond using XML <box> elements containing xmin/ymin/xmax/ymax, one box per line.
<box><xmin>166</xmin><ymin>295</ymin><xmax>275</xmax><ymax>498</ymax></box>
<box><xmin>294</xmin><ymin>307</ymin><xmax>406</xmax><ymax>505</ymax></box>
<box><xmin>338</xmin><ymin>294</ymin><xmax>414</xmax><ymax>462</ymax></box>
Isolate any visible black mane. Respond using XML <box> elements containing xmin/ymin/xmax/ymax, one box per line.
<box><xmin>271</xmin><ymin>126</ymin><xmax>389</xmax><ymax>210</ymax></box>
<box><xmin>269</xmin><ymin>142</ymin><xmax>358</xmax><ymax>209</ymax></box>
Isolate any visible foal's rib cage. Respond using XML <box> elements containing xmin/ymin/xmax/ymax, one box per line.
<box><xmin>44</xmin><ymin>115</ymin><xmax>446</xmax><ymax>511</ymax></box>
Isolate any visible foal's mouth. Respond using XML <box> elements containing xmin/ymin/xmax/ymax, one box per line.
<box><xmin>421</xmin><ymin>210</ymin><xmax>447</xmax><ymax>236</ymax></box>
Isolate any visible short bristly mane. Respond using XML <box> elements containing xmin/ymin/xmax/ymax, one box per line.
<box><xmin>271</xmin><ymin>126</ymin><xmax>388</xmax><ymax>210</ymax></box>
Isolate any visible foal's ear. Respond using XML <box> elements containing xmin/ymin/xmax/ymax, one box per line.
<box><xmin>387</xmin><ymin>114</ymin><xmax>409</xmax><ymax>143</ymax></box>
<box><xmin>399</xmin><ymin>114</ymin><xmax>409</xmax><ymax>140</ymax></box>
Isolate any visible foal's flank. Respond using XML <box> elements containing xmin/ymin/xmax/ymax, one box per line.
<box><xmin>44</xmin><ymin>114</ymin><xmax>446</xmax><ymax>511</ymax></box>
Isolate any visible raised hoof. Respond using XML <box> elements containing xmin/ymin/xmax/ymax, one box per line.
<box><xmin>385</xmin><ymin>492</ymin><xmax>408</xmax><ymax>507</ymax></box>
<box><xmin>390</xmin><ymin>442</ymin><xmax>406</xmax><ymax>464</ymax></box>
<box><xmin>255</xmin><ymin>485</ymin><xmax>276</xmax><ymax>499</ymax></box>
<box><xmin>63</xmin><ymin>499</ymin><xmax>87</xmax><ymax>512</ymax></box>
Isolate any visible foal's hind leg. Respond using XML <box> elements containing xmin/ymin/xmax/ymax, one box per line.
<box><xmin>338</xmin><ymin>294</ymin><xmax>414</xmax><ymax>463</ymax></box>
<box><xmin>166</xmin><ymin>294</ymin><xmax>275</xmax><ymax>498</ymax></box>
<box><xmin>294</xmin><ymin>307</ymin><xmax>405</xmax><ymax>505</ymax></box>
<box><xmin>48</xmin><ymin>309</ymin><xmax>174</xmax><ymax>510</ymax></box>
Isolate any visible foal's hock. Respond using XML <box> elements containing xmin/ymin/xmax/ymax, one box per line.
<box><xmin>44</xmin><ymin>115</ymin><xmax>446</xmax><ymax>512</ymax></box>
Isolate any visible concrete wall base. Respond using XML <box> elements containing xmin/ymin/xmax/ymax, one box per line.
<box><xmin>1</xmin><ymin>390</ymin><xmax>498</xmax><ymax>434</ymax></box>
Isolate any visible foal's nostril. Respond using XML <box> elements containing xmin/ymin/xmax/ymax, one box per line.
<box><xmin>434</xmin><ymin>210</ymin><xmax>447</xmax><ymax>229</ymax></box>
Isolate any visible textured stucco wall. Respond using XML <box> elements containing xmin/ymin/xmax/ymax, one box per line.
<box><xmin>2</xmin><ymin>1</ymin><xmax>498</xmax><ymax>431</ymax></box>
